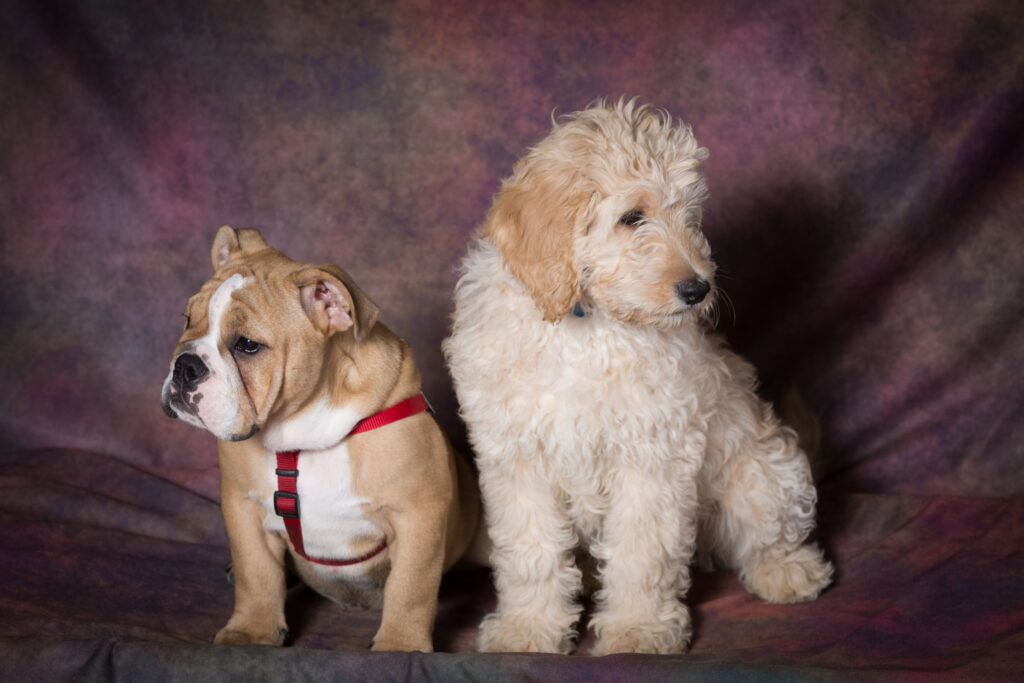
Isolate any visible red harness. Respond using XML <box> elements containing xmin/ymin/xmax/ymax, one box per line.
<box><xmin>273</xmin><ymin>394</ymin><xmax>430</xmax><ymax>566</ymax></box>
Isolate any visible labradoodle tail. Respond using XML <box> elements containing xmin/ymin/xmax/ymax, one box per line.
<box><xmin>779</xmin><ymin>385</ymin><xmax>825</xmax><ymax>481</ymax></box>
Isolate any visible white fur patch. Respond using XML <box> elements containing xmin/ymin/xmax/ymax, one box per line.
<box><xmin>256</xmin><ymin>440</ymin><xmax>380</xmax><ymax>575</ymax></box>
<box><xmin>206</xmin><ymin>273</ymin><xmax>251</xmax><ymax>345</ymax></box>
<box><xmin>187</xmin><ymin>274</ymin><xmax>254</xmax><ymax>436</ymax></box>
<box><xmin>259</xmin><ymin>396</ymin><xmax>363</xmax><ymax>452</ymax></box>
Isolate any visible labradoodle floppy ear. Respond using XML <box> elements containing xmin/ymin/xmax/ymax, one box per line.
<box><xmin>484</xmin><ymin>161</ymin><xmax>591</xmax><ymax>322</ymax></box>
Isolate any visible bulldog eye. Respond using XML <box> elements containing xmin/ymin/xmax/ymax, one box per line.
<box><xmin>619</xmin><ymin>209</ymin><xmax>645</xmax><ymax>227</ymax></box>
<box><xmin>233</xmin><ymin>337</ymin><xmax>262</xmax><ymax>355</ymax></box>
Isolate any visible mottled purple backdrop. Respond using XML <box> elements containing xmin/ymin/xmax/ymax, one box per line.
<box><xmin>3</xmin><ymin>0</ymin><xmax>1022</xmax><ymax>498</ymax></box>
<box><xmin>1</xmin><ymin>0</ymin><xmax>1022</xmax><ymax>678</ymax></box>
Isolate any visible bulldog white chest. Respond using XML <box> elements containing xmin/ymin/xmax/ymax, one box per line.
<box><xmin>255</xmin><ymin>441</ymin><xmax>381</xmax><ymax>563</ymax></box>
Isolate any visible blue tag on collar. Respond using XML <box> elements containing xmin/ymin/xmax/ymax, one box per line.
<box><xmin>572</xmin><ymin>302</ymin><xmax>586</xmax><ymax>318</ymax></box>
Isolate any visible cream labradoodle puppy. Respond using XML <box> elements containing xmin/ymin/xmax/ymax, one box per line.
<box><xmin>443</xmin><ymin>100</ymin><xmax>833</xmax><ymax>655</ymax></box>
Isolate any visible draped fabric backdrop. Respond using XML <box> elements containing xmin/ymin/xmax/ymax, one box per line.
<box><xmin>2</xmin><ymin>1</ymin><xmax>1022</xmax><ymax>679</ymax></box>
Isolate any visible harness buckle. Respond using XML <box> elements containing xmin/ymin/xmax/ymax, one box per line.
<box><xmin>273</xmin><ymin>490</ymin><xmax>300</xmax><ymax>519</ymax></box>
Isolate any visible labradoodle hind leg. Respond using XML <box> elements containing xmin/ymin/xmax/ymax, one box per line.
<box><xmin>711</xmin><ymin>430</ymin><xmax>833</xmax><ymax>604</ymax></box>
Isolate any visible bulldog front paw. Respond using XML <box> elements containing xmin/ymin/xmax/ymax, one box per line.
<box><xmin>214</xmin><ymin>625</ymin><xmax>288</xmax><ymax>646</ymax></box>
<box><xmin>370</xmin><ymin>631</ymin><xmax>433</xmax><ymax>652</ymax></box>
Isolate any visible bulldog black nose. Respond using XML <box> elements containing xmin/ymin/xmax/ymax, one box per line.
<box><xmin>676</xmin><ymin>277</ymin><xmax>711</xmax><ymax>306</ymax></box>
<box><xmin>173</xmin><ymin>353</ymin><xmax>209</xmax><ymax>389</ymax></box>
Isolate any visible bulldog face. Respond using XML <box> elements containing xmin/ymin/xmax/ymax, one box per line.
<box><xmin>161</xmin><ymin>226</ymin><xmax>379</xmax><ymax>443</ymax></box>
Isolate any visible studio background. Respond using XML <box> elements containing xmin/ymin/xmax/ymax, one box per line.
<box><xmin>2</xmin><ymin>1</ymin><xmax>1021</xmax><ymax>679</ymax></box>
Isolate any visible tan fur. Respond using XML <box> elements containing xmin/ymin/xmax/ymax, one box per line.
<box><xmin>163</xmin><ymin>227</ymin><xmax>483</xmax><ymax>652</ymax></box>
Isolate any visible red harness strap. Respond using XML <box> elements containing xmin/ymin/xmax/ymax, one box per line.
<box><xmin>348</xmin><ymin>393</ymin><xmax>430</xmax><ymax>435</ymax></box>
<box><xmin>273</xmin><ymin>394</ymin><xmax>430</xmax><ymax>566</ymax></box>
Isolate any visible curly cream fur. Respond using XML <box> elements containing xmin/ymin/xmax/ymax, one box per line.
<box><xmin>444</xmin><ymin>100</ymin><xmax>833</xmax><ymax>655</ymax></box>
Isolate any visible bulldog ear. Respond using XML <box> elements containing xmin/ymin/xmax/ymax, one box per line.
<box><xmin>484</xmin><ymin>162</ymin><xmax>589</xmax><ymax>322</ymax></box>
<box><xmin>295</xmin><ymin>266</ymin><xmax>380</xmax><ymax>342</ymax></box>
<box><xmin>211</xmin><ymin>226</ymin><xmax>270</xmax><ymax>271</ymax></box>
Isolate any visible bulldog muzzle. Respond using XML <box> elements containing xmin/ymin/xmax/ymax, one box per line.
<box><xmin>163</xmin><ymin>352</ymin><xmax>209</xmax><ymax>418</ymax></box>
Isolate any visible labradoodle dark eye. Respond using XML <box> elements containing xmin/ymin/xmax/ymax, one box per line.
<box><xmin>620</xmin><ymin>209</ymin><xmax>645</xmax><ymax>227</ymax></box>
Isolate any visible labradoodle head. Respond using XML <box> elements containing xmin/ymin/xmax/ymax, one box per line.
<box><xmin>484</xmin><ymin>99</ymin><xmax>715</xmax><ymax>327</ymax></box>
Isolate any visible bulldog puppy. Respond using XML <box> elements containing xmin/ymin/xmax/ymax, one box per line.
<box><xmin>161</xmin><ymin>226</ymin><xmax>483</xmax><ymax>652</ymax></box>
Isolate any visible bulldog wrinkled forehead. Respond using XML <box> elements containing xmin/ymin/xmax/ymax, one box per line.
<box><xmin>178</xmin><ymin>270</ymin><xmax>252</xmax><ymax>344</ymax></box>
